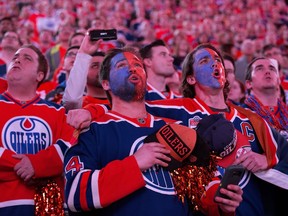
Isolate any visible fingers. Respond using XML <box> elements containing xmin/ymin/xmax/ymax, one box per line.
<box><xmin>146</xmin><ymin>142</ymin><xmax>171</xmax><ymax>157</ymax></box>
<box><xmin>67</xmin><ymin>109</ymin><xmax>92</xmax><ymax>129</ymax></box>
<box><xmin>215</xmin><ymin>185</ymin><xmax>243</xmax><ymax>213</ymax></box>
<box><xmin>15</xmin><ymin>168</ymin><xmax>33</xmax><ymax>182</ymax></box>
<box><xmin>12</xmin><ymin>154</ymin><xmax>25</xmax><ymax>159</ymax></box>
<box><xmin>79</xmin><ymin>120</ymin><xmax>91</xmax><ymax>130</ymax></box>
<box><xmin>67</xmin><ymin>110</ymin><xmax>82</xmax><ymax>129</ymax></box>
<box><xmin>154</xmin><ymin>152</ymin><xmax>171</xmax><ymax>167</ymax></box>
<box><xmin>13</xmin><ymin>155</ymin><xmax>35</xmax><ymax>181</ymax></box>
<box><xmin>134</xmin><ymin>142</ymin><xmax>171</xmax><ymax>171</ymax></box>
<box><xmin>233</xmin><ymin>151</ymin><xmax>267</xmax><ymax>172</ymax></box>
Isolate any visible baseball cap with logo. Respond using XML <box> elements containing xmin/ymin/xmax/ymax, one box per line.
<box><xmin>196</xmin><ymin>114</ymin><xmax>250</xmax><ymax>167</ymax></box>
<box><xmin>144</xmin><ymin>123</ymin><xmax>211</xmax><ymax>171</ymax></box>
<box><xmin>196</xmin><ymin>114</ymin><xmax>237</xmax><ymax>158</ymax></box>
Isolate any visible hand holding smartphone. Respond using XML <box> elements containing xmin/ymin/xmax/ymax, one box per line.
<box><xmin>214</xmin><ymin>165</ymin><xmax>245</xmax><ymax>200</ymax></box>
<box><xmin>89</xmin><ymin>29</ymin><xmax>117</xmax><ymax>41</ymax></box>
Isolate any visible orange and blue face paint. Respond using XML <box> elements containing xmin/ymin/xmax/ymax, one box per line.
<box><xmin>109</xmin><ymin>52</ymin><xmax>146</xmax><ymax>101</ymax></box>
<box><xmin>193</xmin><ymin>48</ymin><xmax>226</xmax><ymax>88</ymax></box>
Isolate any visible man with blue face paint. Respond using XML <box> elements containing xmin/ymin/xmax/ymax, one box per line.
<box><xmin>108</xmin><ymin>51</ymin><xmax>146</xmax><ymax>102</ymax></box>
<box><xmin>71</xmin><ymin>43</ymin><xmax>288</xmax><ymax>216</ymax></box>
<box><xmin>192</xmin><ymin>48</ymin><xmax>226</xmax><ymax>90</ymax></box>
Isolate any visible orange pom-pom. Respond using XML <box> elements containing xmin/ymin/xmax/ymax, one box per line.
<box><xmin>170</xmin><ymin>155</ymin><xmax>217</xmax><ymax>212</ymax></box>
<box><xmin>34</xmin><ymin>180</ymin><xmax>65</xmax><ymax>216</ymax></box>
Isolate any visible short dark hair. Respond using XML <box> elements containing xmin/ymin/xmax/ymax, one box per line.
<box><xmin>139</xmin><ymin>39</ymin><xmax>166</xmax><ymax>59</ymax></box>
<box><xmin>262</xmin><ymin>44</ymin><xmax>279</xmax><ymax>55</ymax></box>
<box><xmin>181</xmin><ymin>43</ymin><xmax>229</xmax><ymax>99</ymax></box>
<box><xmin>65</xmin><ymin>45</ymin><xmax>80</xmax><ymax>57</ymax></box>
<box><xmin>68</xmin><ymin>32</ymin><xmax>85</xmax><ymax>46</ymax></box>
<box><xmin>245</xmin><ymin>56</ymin><xmax>267</xmax><ymax>81</ymax></box>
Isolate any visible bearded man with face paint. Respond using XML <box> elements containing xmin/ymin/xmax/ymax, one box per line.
<box><xmin>64</xmin><ymin>48</ymin><xmax>216</xmax><ymax>216</ymax></box>
<box><xmin>69</xmin><ymin>44</ymin><xmax>288</xmax><ymax>216</ymax></box>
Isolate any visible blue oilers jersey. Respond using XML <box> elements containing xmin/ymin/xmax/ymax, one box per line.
<box><xmin>64</xmin><ymin>111</ymin><xmax>194</xmax><ymax>216</ymax></box>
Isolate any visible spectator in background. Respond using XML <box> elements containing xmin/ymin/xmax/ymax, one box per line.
<box><xmin>165</xmin><ymin>69</ymin><xmax>182</xmax><ymax>96</ymax></box>
<box><xmin>139</xmin><ymin>39</ymin><xmax>182</xmax><ymax>100</ymax></box>
<box><xmin>262</xmin><ymin>43</ymin><xmax>288</xmax><ymax>105</ymax></box>
<box><xmin>50</xmin><ymin>32</ymin><xmax>85</xmax><ymax>85</ymax></box>
<box><xmin>37</xmin><ymin>32</ymin><xmax>84</xmax><ymax>100</ymax></box>
<box><xmin>244</xmin><ymin>57</ymin><xmax>288</xmax><ymax>139</ymax></box>
<box><xmin>262</xmin><ymin>44</ymin><xmax>285</xmax><ymax>76</ymax></box>
<box><xmin>45</xmin><ymin>24</ymin><xmax>75</xmax><ymax>81</ymax></box>
<box><xmin>222</xmin><ymin>52</ymin><xmax>236</xmax><ymax>87</ymax></box>
<box><xmin>0</xmin><ymin>17</ymin><xmax>15</xmax><ymax>40</ymax></box>
<box><xmin>68</xmin><ymin>32</ymin><xmax>85</xmax><ymax>47</ymax></box>
<box><xmin>45</xmin><ymin>45</ymin><xmax>79</xmax><ymax>104</ymax></box>
<box><xmin>34</xmin><ymin>29</ymin><xmax>55</xmax><ymax>53</ymax></box>
<box><xmin>172</xmin><ymin>30</ymin><xmax>191</xmax><ymax>71</ymax></box>
<box><xmin>235</xmin><ymin>39</ymin><xmax>256</xmax><ymax>84</ymax></box>
<box><xmin>81</xmin><ymin>51</ymin><xmax>108</xmax><ymax>107</ymax></box>
<box><xmin>244</xmin><ymin>56</ymin><xmax>288</xmax><ymax>215</ymax></box>
<box><xmin>0</xmin><ymin>31</ymin><xmax>22</xmax><ymax>77</ymax></box>
<box><xmin>134</xmin><ymin>20</ymin><xmax>156</xmax><ymax>48</ymax></box>
<box><xmin>63</xmin><ymin>32</ymin><xmax>107</xmax><ymax>110</ymax></box>
<box><xmin>227</xmin><ymin>79</ymin><xmax>246</xmax><ymax>105</ymax></box>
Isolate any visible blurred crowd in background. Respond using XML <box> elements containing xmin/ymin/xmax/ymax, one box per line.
<box><xmin>0</xmin><ymin>0</ymin><xmax>288</xmax><ymax>102</ymax></box>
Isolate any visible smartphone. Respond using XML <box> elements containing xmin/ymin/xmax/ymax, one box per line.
<box><xmin>89</xmin><ymin>29</ymin><xmax>117</xmax><ymax>41</ymax></box>
<box><xmin>214</xmin><ymin>165</ymin><xmax>245</xmax><ymax>199</ymax></box>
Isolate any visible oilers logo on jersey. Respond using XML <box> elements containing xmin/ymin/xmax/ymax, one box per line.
<box><xmin>2</xmin><ymin>116</ymin><xmax>52</xmax><ymax>154</ymax></box>
<box><xmin>130</xmin><ymin>136</ymin><xmax>176</xmax><ymax>195</ymax></box>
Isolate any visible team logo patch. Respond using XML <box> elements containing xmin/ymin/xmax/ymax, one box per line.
<box><xmin>235</xmin><ymin>146</ymin><xmax>251</xmax><ymax>159</ymax></box>
<box><xmin>130</xmin><ymin>136</ymin><xmax>175</xmax><ymax>195</ymax></box>
<box><xmin>188</xmin><ymin>116</ymin><xmax>201</xmax><ymax>128</ymax></box>
<box><xmin>2</xmin><ymin>116</ymin><xmax>52</xmax><ymax>154</ymax></box>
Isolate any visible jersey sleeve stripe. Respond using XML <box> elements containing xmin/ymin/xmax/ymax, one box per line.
<box><xmin>80</xmin><ymin>170</ymin><xmax>91</xmax><ymax>211</ymax></box>
<box><xmin>67</xmin><ymin>169</ymin><xmax>86</xmax><ymax>212</ymax></box>
<box><xmin>91</xmin><ymin>170</ymin><xmax>101</xmax><ymax>208</ymax></box>
<box><xmin>55</xmin><ymin>140</ymin><xmax>71</xmax><ymax>161</ymax></box>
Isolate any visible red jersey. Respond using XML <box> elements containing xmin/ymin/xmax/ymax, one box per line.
<box><xmin>0</xmin><ymin>92</ymin><xmax>74</xmax><ymax>214</ymax></box>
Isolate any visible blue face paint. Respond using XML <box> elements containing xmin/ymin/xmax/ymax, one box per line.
<box><xmin>193</xmin><ymin>48</ymin><xmax>225</xmax><ymax>88</ymax></box>
<box><xmin>109</xmin><ymin>52</ymin><xmax>146</xmax><ymax>101</ymax></box>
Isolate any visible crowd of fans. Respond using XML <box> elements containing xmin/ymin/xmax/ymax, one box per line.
<box><xmin>0</xmin><ymin>0</ymin><xmax>288</xmax><ymax>94</ymax></box>
<box><xmin>1</xmin><ymin>0</ymin><xmax>288</xmax><ymax>215</ymax></box>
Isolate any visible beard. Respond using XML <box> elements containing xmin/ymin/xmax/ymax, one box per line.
<box><xmin>111</xmin><ymin>79</ymin><xmax>146</xmax><ymax>102</ymax></box>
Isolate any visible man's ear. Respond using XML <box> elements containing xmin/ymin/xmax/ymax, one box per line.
<box><xmin>37</xmin><ymin>71</ymin><xmax>45</xmax><ymax>83</ymax></box>
<box><xmin>245</xmin><ymin>80</ymin><xmax>252</xmax><ymax>90</ymax></box>
<box><xmin>143</xmin><ymin>58</ymin><xmax>152</xmax><ymax>68</ymax></box>
<box><xmin>102</xmin><ymin>80</ymin><xmax>110</xmax><ymax>90</ymax></box>
<box><xmin>186</xmin><ymin>75</ymin><xmax>196</xmax><ymax>85</ymax></box>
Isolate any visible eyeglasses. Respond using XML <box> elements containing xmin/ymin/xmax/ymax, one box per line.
<box><xmin>66</xmin><ymin>52</ymin><xmax>77</xmax><ymax>58</ymax></box>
